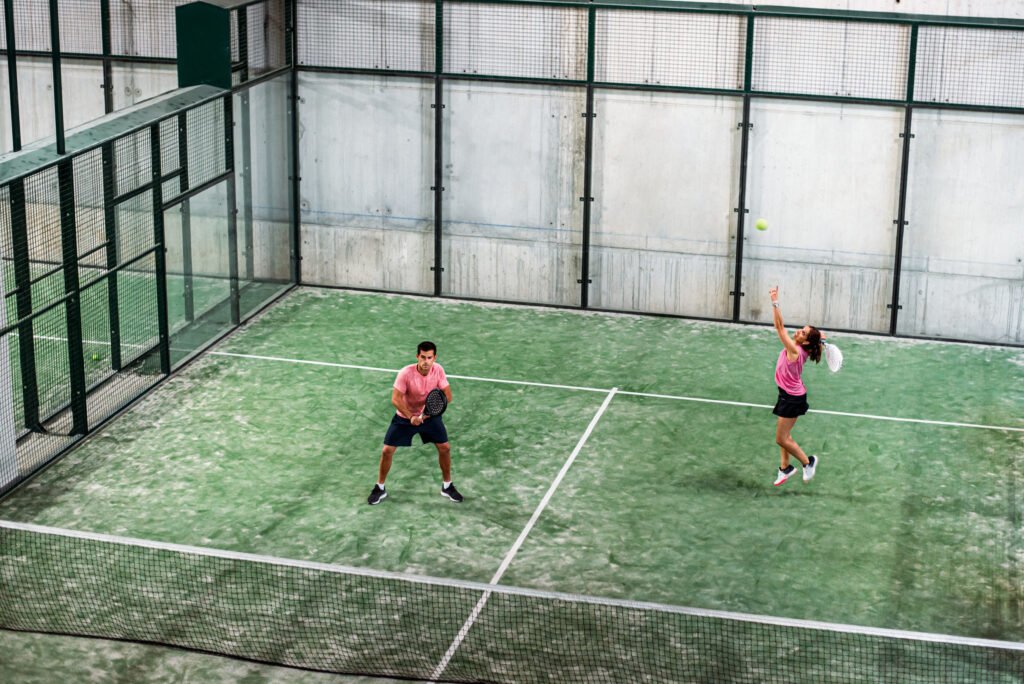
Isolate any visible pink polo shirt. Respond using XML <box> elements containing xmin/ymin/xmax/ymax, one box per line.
<box><xmin>774</xmin><ymin>346</ymin><xmax>808</xmax><ymax>396</ymax></box>
<box><xmin>393</xmin><ymin>363</ymin><xmax>449</xmax><ymax>418</ymax></box>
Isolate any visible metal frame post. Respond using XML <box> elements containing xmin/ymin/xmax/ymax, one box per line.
<box><xmin>150</xmin><ymin>124</ymin><xmax>171</xmax><ymax>374</ymax></box>
<box><xmin>731</xmin><ymin>15</ymin><xmax>755</xmax><ymax>322</ymax></box>
<box><xmin>48</xmin><ymin>0</ymin><xmax>65</xmax><ymax>154</ymax></box>
<box><xmin>4</xmin><ymin>0</ymin><xmax>21</xmax><ymax>150</ymax></box>
<box><xmin>9</xmin><ymin>180</ymin><xmax>41</xmax><ymax>429</ymax></box>
<box><xmin>431</xmin><ymin>0</ymin><xmax>444</xmax><ymax>296</ymax></box>
<box><xmin>579</xmin><ymin>6</ymin><xmax>596</xmax><ymax>308</ymax></box>
<box><xmin>890</xmin><ymin>24</ymin><xmax>918</xmax><ymax>335</ymax></box>
<box><xmin>57</xmin><ymin>160</ymin><xmax>88</xmax><ymax>433</ymax></box>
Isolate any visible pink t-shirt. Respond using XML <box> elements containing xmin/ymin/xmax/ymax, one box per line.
<box><xmin>774</xmin><ymin>347</ymin><xmax>809</xmax><ymax>396</ymax></box>
<box><xmin>393</xmin><ymin>363</ymin><xmax>449</xmax><ymax>418</ymax></box>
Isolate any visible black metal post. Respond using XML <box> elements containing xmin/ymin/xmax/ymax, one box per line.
<box><xmin>9</xmin><ymin>180</ymin><xmax>41</xmax><ymax>429</ymax></box>
<box><xmin>731</xmin><ymin>15</ymin><xmax>755</xmax><ymax>322</ymax></box>
<box><xmin>101</xmin><ymin>142</ymin><xmax>123</xmax><ymax>370</ymax></box>
<box><xmin>579</xmin><ymin>6</ymin><xmax>596</xmax><ymax>308</ymax></box>
<box><xmin>150</xmin><ymin>124</ymin><xmax>171</xmax><ymax>374</ymax></box>
<box><xmin>4</xmin><ymin>0</ymin><xmax>22</xmax><ymax>150</ymax></box>
<box><xmin>286</xmin><ymin>0</ymin><xmax>301</xmax><ymax>284</ymax></box>
<box><xmin>890</xmin><ymin>25</ymin><xmax>918</xmax><ymax>335</ymax></box>
<box><xmin>431</xmin><ymin>0</ymin><xmax>444</xmax><ymax>296</ymax></box>
<box><xmin>57</xmin><ymin>160</ymin><xmax>87</xmax><ymax>433</ymax></box>
<box><xmin>100</xmin><ymin>0</ymin><xmax>113</xmax><ymax>113</ymax></box>
<box><xmin>48</xmin><ymin>0</ymin><xmax>65</xmax><ymax>154</ymax></box>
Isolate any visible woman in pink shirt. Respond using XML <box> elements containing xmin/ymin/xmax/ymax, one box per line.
<box><xmin>769</xmin><ymin>286</ymin><xmax>822</xmax><ymax>486</ymax></box>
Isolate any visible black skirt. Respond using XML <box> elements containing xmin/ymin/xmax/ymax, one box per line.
<box><xmin>773</xmin><ymin>387</ymin><xmax>809</xmax><ymax>418</ymax></box>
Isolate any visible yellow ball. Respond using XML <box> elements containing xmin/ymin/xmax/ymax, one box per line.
<box><xmin>755</xmin><ymin>218</ymin><xmax>768</xmax><ymax>231</ymax></box>
<box><xmin>92</xmin><ymin>354</ymin><xmax>100</xmax><ymax>361</ymax></box>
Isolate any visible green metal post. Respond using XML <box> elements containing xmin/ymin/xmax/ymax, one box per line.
<box><xmin>57</xmin><ymin>160</ymin><xmax>88</xmax><ymax>433</ymax></box>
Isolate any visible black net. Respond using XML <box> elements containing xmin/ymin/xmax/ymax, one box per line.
<box><xmin>0</xmin><ymin>522</ymin><xmax>1021</xmax><ymax>683</ymax></box>
<box><xmin>297</xmin><ymin>0</ymin><xmax>435</xmax><ymax>72</ymax></box>
<box><xmin>915</xmin><ymin>26</ymin><xmax>1024</xmax><ymax>109</ymax></box>
<box><xmin>752</xmin><ymin>16</ymin><xmax>910</xmax><ymax>100</ymax></box>
<box><xmin>595</xmin><ymin>9</ymin><xmax>746</xmax><ymax>90</ymax></box>
<box><xmin>443</xmin><ymin>2</ymin><xmax>587</xmax><ymax>81</ymax></box>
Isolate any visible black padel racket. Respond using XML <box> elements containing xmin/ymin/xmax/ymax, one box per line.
<box><xmin>422</xmin><ymin>388</ymin><xmax>448</xmax><ymax>418</ymax></box>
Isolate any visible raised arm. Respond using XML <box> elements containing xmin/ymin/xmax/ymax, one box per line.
<box><xmin>769</xmin><ymin>287</ymin><xmax>801</xmax><ymax>359</ymax></box>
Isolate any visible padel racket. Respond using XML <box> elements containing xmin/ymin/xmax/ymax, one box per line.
<box><xmin>823</xmin><ymin>341</ymin><xmax>843</xmax><ymax>373</ymax></box>
<box><xmin>422</xmin><ymin>388</ymin><xmax>448</xmax><ymax>418</ymax></box>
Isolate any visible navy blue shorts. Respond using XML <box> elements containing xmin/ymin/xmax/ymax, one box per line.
<box><xmin>383</xmin><ymin>414</ymin><xmax>449</xmax><ymax>447</ymax></box>
<box><xmin>773</xmin><ymin>388</ymin><xmax>809</xmax><ymax>418</ymax></box>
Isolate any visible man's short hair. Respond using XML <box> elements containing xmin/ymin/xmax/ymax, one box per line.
<box><xmin>418</xmin><ymin>340</ymin><xmax>437</xmax><ymax>355</ymax></box>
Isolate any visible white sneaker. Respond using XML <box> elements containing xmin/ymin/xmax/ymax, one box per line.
<box><xmin>773</xmin><ymin>466</ymin><xmax>796</xmax><ymax>486</ymax></box>
<box><xmin>803</xmin><ymin>455</ymin><xmax>818</xmax><ymax>482</ymax></box>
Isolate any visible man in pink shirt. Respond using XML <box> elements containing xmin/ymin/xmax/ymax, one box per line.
<box><xmin>368</xmin><ymin>341</ymin><xmax>461</xmax><ymax>505</ymax></box>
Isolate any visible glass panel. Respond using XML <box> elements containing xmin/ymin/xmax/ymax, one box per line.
<box><xmin>741</xmin><ymin>100</ymin><xmax>903</xmax><ymax>333</ymax></box>
<box><xmin>442</xmin><ymin>80</ymin><xmax>584</xmax><ymax>306</ymax></box>
<box><xmin>163</xmin><ymin>182</ymin><xmax>232</xmax><ymax>366</ymax></box>
<box><xmin>899</xmin><ymin>109</ymin><xmax>1024</xmax><ymax>344</ymax></box>
<box><xmin>233</xmin><ymin>73</ymin><xmax>294</xmax><ymax>319</ymax></box>
<box><xmin>297</xmin><ymin>72</ymin><xmax>434</xmax><ymax>294</ymax></box>
<box><xmin>110</xmin><ymin>62</ymin><xmax>178</xmax><ymax>112</ymax></box>
<box><xmin>590</xmin><ymin>90</ymin><xmax>740</xmax><ymax>318</ymax></box>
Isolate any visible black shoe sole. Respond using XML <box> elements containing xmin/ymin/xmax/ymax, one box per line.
<box><xmin>441</xmin><ymin>491</ymin><xmax>463</xmax><ymax>503</ymax></box>
<box><xmin>368</xmin><ymin>492</ymin><xmax>387</xmax><ymax>505</ymax></box>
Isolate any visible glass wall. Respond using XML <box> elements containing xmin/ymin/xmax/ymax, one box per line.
<box><xmin>741</xmin><ymin>100</ymin><xmax>904</xmax><ymax>333</ymax></box>
<box><xmin>900</xmin><ymin>110</ymin><xmax>1024</xmax><ymax>344</ymax></box>
<box><xmin>297</xmin><ymin>72</ymin><xmax>434</xmax><ymax>294</ymax></box>
<box><xmin>442</xmin><ymin>80</ymin><xmax>585</xmax><ymax>307</ymax></box>
<box><xmin>590</xmin><ymin>91</ymin><xmax>741</xmax><ymax>318</ymax></box>
<box><xmin>233</xmin><ymin>73</ymin><xmax>294</xmax><ymax>318</ymax></box>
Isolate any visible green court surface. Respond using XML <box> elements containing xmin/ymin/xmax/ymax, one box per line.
<box><xmin>1</xmin><ymin>287</ymin><xmax>1022</xmax><ymax>677</ymax></box>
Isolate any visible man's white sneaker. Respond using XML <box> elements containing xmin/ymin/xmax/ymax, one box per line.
<box><xmin>773</xmin><ymin>465</ymin><xmax>797</xmax><ymax>486</ymax></box>
<box><xmin>803</xmin><ymin>455</ymin><xmax>818</xmax><ymax>482</ymax></box>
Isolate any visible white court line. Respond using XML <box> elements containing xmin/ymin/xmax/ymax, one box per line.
<box><xmin>429</xmin><ymin>388</ymin><xmax>619</xmax><ymax>682</ymax></box>
<box><xmin>211</xmin><ymin>351</ymin><xmax>1024</xmax><ymax>433</ymax></box>
<box><xmin>27</xmin><ymin>340</ymin><xmax>1024</xmax><ymax>433</ymax></box>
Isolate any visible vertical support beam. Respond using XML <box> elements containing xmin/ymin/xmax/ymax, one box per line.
<box><xmin>100</xmin><ymin>0</ymin><xmax>113</xmax><ymax>113</ymax></box>
<box><xmin>48</xmin><ymin>0</ymin><xmax>65</xmax><ymax>154</ymax></box>
<box><xmin>731</xmin><ymin>14</ymin><xmax>755</xmax><ymax>322</ymax></box>
<box><xmin>239</xmin><ymin>89</ymin><xmax>255</xmax><ymax>282</ymax></box>
<box><xmin>4</xmin><ymin>0</ymin><xmax>22</xmax><ymax>151</ymax></box>
<box><xmin>225</xmin><ymin>96</ymin><xmax>241</xmax><ymax>325</ymax></box>
<box><xmin>579</xmin><ymin>5</ymin><xmax>596</xmax><ymax>309</ymax></box>
<box><xmin>890</xmin><ymin>24</ymin><xmax>918</xmax><ymax>336</ymax></box>
<box><xmin>237</xmin><ymin>6</ymin><xmax>249</xmax><ymax>83</ymax></box>
<box><xmin>150</xmin><ymin>124</ymin><xmax>171</xmax><ymax>375</ymax></box>
<box><xmin>57</xmin><ymin>160</ymin><xmax>87</xmax><ymax>433</ymax></box>
<box><xmin>431</xmin><ymin>0</ymin><xmax>444</xmax><ymax>296</ymax></box>
<box><xmin>9</xmin><ymin>180</ymin><xmax>41</xmax><ymax>430</ymax></box>
<box><xmin>286</xmin><ymin>0</ymin><xmax>301</xmax><ymax>284</ymax></box>
<box><xmin>177</xmin><ymin>112</ymin><xmax>195</xmax><ymax>322</ymax></box>
<box><xmin>101</xmin><ymin>143</ymin><xmax>122</xmax><ymax>371</ymax></box>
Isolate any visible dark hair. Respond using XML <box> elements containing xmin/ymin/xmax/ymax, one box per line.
<box><xmin>803</xmin><ymin>327</ymin><xmax>822</xmax><ymax>364</ymax></box>
<box><xmin>417</xmin><ymin>340</ymin><xmax>437</xmax><ymax>355</ymax></box>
